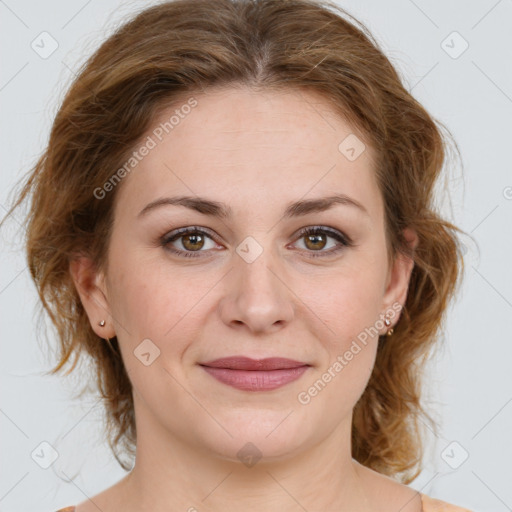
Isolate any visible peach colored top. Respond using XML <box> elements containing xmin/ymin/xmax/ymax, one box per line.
<box><xmin>55</xmin><ymin>493</ymin><xmax>473</xmax><ymax>511</ymax></box>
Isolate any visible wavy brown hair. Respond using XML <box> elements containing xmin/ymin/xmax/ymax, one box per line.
<box><xmin>2</xmin><ymin>0</ymin><xmax>465</xmax><ymax>481</ymax></box>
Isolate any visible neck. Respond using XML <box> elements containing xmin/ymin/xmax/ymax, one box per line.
<box><xmin>115</xmin><ymin>400</ymin><xmax>372</xmax><ymax>512</ymax></box>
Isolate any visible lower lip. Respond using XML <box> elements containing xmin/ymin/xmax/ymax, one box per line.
<box><xmin>200</xmin><ymin>366</ymin><xmax>309</xmax><ymax>391</ymax></box>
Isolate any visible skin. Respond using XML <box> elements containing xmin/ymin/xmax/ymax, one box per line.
<box><xmin>70</xmin><ymin>86</ymin><xmax>421</xmax><ymax>512</ymax></box>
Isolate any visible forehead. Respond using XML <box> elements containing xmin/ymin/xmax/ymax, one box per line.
<box><xmin>114</xmin><ymin>86</ymin><xmax>382</xmax><ymax>221</ymax></box>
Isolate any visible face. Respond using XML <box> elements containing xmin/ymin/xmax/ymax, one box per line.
<box><xmin>72</xmin><ymin>86</ymin><xmax>416</xmax><ymax>464</ymax></box>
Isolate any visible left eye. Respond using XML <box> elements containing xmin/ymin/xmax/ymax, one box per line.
<box><xmin>161</xmin><ymin>226</ymin><xmax>352</xmax><ymax>258</ymax></box>
<box><xmin>291</xmin><ymin>226</ymin><xmax>352</xmax><ymax>258</ymax></box>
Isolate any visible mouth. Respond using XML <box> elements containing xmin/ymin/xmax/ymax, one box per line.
<box><xmin>199</xmin><ymin>356</ymin><xmax>311</xmax><ymax>391</ymax></box>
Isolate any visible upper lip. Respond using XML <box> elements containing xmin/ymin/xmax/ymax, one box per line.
<box><xmin>200</xmin><ymin>356</ymin><xmax>310</xmax><ymax>371</ymax></box>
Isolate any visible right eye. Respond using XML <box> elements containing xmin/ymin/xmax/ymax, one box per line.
<box><xmin>161</xmin><ymin>226</ymin><xmax>222</xmax><ymax>258</ymax></box>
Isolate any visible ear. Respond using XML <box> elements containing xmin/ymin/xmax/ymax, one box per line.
<box><xmin>69</xmin><ymin>256</ymin><xmax>116</xmax><ymax>339</ymax></box>
<box><xmin>380</xmin><ymin>227</ymin><xmax>418</xmax><ymax>330</ymax></box>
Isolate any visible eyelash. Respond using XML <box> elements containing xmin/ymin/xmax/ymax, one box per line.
<box><xmin>160</xmin><ymin>225</ymin><xmax>353</xmax><ymax>259</ymax></box>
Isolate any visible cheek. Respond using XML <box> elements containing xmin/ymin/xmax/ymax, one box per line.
<box><xmin>107</xmin><ymin>253</ymin><xmax>217</xmax><ymax>349</ymax></box>
<box><xmin>293</xmin><ymin>257</ymin><xmax>385</xmax><ymax>388</ymax></box>
<box><xmin>298</xmin><ymin>260</ymin><xmax>386</xmax><ymax>340</ymax></box>
<box><xmin>298</xmin><ymin>275</ymin><xmax>381</xmax><ymax>414</ymax></box>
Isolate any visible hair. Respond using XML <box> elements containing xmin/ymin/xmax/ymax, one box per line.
<box><xmin>2</xmin><ymin>0</ymin><xmax>466</xmax><ymax>482</ymax></box>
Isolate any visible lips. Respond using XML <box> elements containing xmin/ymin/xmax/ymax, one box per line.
<box><xmin>200</xmin><ymin>356</ymin><xmax>309</xmax><ymax>371</ymax></box>
<box><xmin>199</xmin><ymin>356</ymin><xmax>311</xmax><ymax>391</ymax></box>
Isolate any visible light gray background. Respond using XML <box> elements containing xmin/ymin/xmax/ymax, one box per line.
<box><xmin>1</xmin><ymin>1</ymin><xmax>511</xmax><ymax>511</ymax></box>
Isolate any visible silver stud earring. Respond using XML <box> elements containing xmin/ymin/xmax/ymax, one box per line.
<box><xmin>384</xmin><ymin>315</ymin><xmax>394</xmax><ymax>336</ymax></box>
<box><xmin>99</xmin><ymin>320</ymin><xmax>106</xmax><ymax>327</ymax></box>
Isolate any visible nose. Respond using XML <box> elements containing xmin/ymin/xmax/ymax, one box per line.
<box><xmin>218</xmin><ymin>247</ymin><xmax>295</xmax><ymax>335</ymax></box>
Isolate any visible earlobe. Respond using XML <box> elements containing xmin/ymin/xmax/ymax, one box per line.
<box><xmin>69</xmin><ymin>256</ymin><xmax>115</xmax><ymax>339</ymax></box>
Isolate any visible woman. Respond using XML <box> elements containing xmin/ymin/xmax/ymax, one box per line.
<box><xmin>4</xmin><ymin>0</ymin><xmax>472</xmax><ymax>510</ymax></box>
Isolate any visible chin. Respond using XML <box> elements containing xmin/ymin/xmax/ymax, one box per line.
<box><xmin>193</xmin><ymin>410</ymin><xmax>316</xmax><ymax>465</ymax></box>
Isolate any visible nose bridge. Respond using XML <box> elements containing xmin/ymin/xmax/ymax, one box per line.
<box><xmin>219</xmin><ymin>235</ymin><xmax>295</xmax><ymax>332</ymax></box>
<box><xmin>239</xmin><ymin>237</ymin><xmax>280</xmax><ymax>295</ymax></box>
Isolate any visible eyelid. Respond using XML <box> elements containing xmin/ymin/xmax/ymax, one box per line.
<box><xmin>163</xmin><ymin>225</ymin><xmax>218</xmax><ymax>241</ymax></box>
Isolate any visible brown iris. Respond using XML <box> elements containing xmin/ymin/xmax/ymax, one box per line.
<box><xmin>304</xmin><ymin>232</ymin><xmax>327</xmax><ymax>251</ymax></box>
<box><xmin>181</xmin><ymin>233</ymin><xmax>205</xmax><ymax>251</ymax></box>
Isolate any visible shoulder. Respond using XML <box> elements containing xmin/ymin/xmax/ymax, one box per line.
<box><xmin>55</xmin><ymin>508</ymin><xmax>75</xmax><ymax>512</ymax></box>
<box><xmin>420</xmin><ymin>493</ymin><xmax>473</xmax><ymax>512</ymax></box>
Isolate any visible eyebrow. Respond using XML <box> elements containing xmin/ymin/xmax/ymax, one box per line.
<box><xmin>137</xmin><ymin>194</ymin><xmax>369</xmax><ymax>219</ymax></box>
